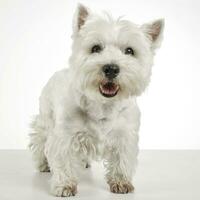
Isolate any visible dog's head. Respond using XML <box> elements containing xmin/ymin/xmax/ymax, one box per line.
<box><xmin>69</xmin><ymin>4</ymin><xmax>164</xmax><ymax>102</ymax></box>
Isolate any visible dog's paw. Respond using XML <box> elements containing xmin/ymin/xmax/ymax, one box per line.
<box><xmin>108</xmin><ymin>181</ymin><xmax>134</xmax><ymax>194</ymax></box>
<box><xmin>51</xmin><ymin>184</ymin><xmax>77</xmax><ymax>197</ymax></box>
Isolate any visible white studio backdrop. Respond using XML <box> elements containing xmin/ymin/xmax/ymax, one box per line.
<box><xmin>0</xmin><ymin>0</ymin><xmax>199</xmax><ymax>149</ymax></box>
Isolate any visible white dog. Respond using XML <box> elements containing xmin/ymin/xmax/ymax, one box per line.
<box><xmin>29</xmin><ymin>4</ymin><xmax>164</xmax><ymax>197</ymax></box>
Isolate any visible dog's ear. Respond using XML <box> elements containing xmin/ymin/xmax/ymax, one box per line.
<box><xmin>141</xmin><ymin>19</ymin><xmax>164</xmax><ymax>50</ymax></box>
<box><xmin>73</xmin><ymin>4</ymin><xmax>90</xmax><ymax>34</ymax></box>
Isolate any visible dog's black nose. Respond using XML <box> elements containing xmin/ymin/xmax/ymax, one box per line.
<box><xmin>102</xmin><ymin>64</ymin><xmax>120</xmax><ymax>79</ymax></box>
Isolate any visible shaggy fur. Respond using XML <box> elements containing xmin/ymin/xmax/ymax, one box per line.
<box><xmin>29</xmin><ymin>4</ymin><xmax>164</xmax><ymax>197</ymax></box>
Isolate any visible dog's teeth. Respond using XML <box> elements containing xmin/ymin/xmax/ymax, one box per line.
<box><xmin>99</xmin><ymin>82</ymin><xmax>119</xmax><ymax>97</ymax></box>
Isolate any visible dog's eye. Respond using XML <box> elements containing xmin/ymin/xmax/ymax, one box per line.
<box><xmin>91</xmin><ymin>45</ymin><xmax>102</xmax><ymax>54</ymax></box>
<box><xmin>125</xmin><ymin>47</ymin><xmax>135</xmax><ymax>56</ymax></box>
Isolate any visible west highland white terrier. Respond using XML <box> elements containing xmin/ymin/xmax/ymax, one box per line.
<box><xmin>29</xmin><ymin>4</ymin><xmax>164</xmax><ymax>197</ymax></box>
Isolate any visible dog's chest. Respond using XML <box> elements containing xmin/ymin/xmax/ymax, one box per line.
<box><xmin>85</xmin><ymin>102</ymin><xmax>118</xmax><ymax>135</ymax></box>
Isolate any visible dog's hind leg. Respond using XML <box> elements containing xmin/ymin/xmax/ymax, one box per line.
<box><xmin>29</xmin><ymin>114</ymin><xmax>53</xmax><ymax>172</ymax></box>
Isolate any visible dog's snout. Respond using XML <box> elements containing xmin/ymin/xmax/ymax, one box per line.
<box><xmin>102</xmin><ymin>64</ymin><xmax>120</xmax><ymax>79</ymax></box>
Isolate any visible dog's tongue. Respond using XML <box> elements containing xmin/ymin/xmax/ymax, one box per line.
<box><xmin>103</xmin><ymin>82</ymin><xmax>116</xmax><ymax>91</ymax></box>
<box><xmin>99</xmin><ymin>81</ymin><xmax>119</xmax><ymax>97</ymax></box>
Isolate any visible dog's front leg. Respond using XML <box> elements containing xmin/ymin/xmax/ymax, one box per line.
<box><xmin>103</xmin><ymin>129</ymin><xmax>138</xmax><ymax>194</ymax></box>
<box><xmin>45</xmin><ymin>116</ymin><xmax>99</xmax><ymax>197</ymax></box>
<box><xmin>45</xmin><ymin>125</ymin><xmax>78</xmax><ymax>197</ymax></box>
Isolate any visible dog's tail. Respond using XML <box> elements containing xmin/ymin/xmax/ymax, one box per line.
<box><xmin>29</xmin><ymin>114</ymin><xmax>52</xmax><ymax>172</ymax></box>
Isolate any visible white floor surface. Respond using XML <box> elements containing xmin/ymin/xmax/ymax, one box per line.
<box><xmin>0</xmin><ymin>150</ymin><xmax>199</xmax><ymax>200</ymax></box>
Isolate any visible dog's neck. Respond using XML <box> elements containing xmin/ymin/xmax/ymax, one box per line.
<box><xmin>74</xmin><ymin>91</ymin><xmax>130</xmax><ymax>121</ymax></box>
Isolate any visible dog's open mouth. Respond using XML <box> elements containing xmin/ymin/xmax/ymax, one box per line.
<box><xmin>99</xmin><ymin>81</ymin><xmax>119</xmax><ymax>98</ymax></box>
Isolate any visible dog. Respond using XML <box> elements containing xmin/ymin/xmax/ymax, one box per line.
<box><xmin>29</xmin><ymin>4</ymin><xmax>164</xmax><ymax>197</ymax></box>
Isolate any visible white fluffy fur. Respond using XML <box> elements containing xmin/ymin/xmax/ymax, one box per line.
<box><xmin>29</xmin><ymin>4</ymin><xmax>164</xmax><ymax>197</ymax></box>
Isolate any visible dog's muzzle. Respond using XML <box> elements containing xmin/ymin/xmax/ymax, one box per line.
<box><xmin>99</xmin><ymin>64</ymin><xmax>120</xmax><ymax>98</ymax></box>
